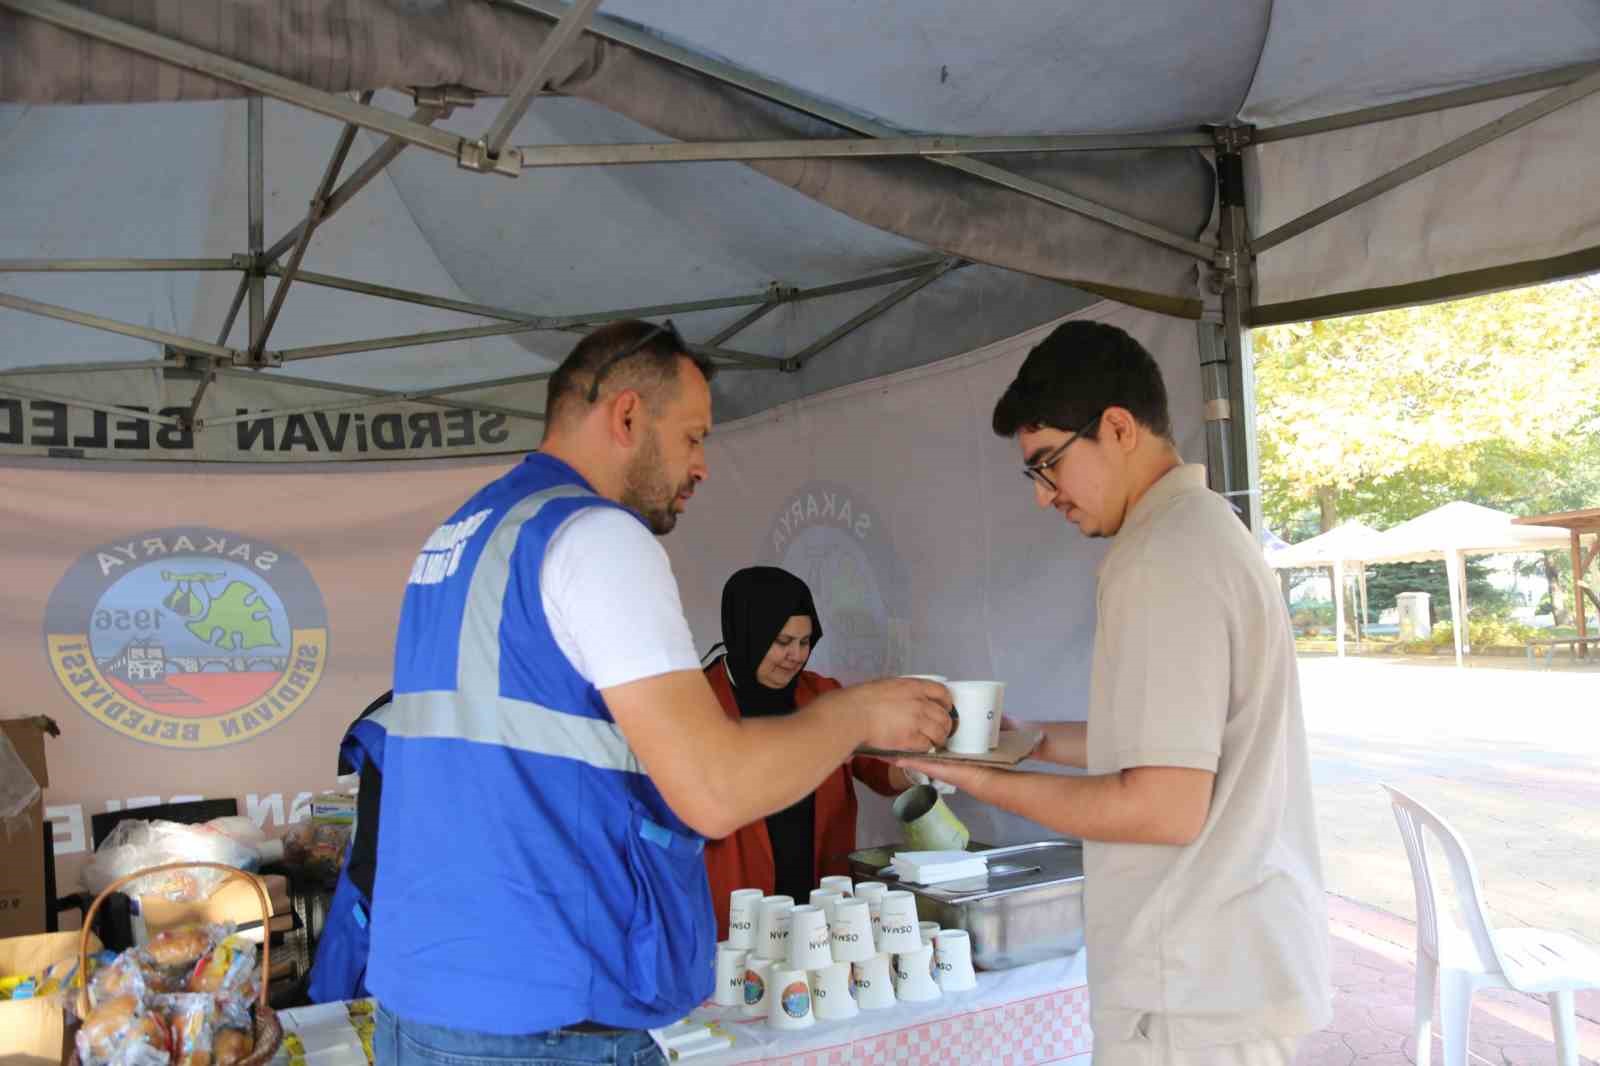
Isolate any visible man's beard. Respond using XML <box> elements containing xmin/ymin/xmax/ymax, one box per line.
<box><xmin>621</xmin><ymin>426</ymin><xmax>690</xmax><ymax>535</ymax></box>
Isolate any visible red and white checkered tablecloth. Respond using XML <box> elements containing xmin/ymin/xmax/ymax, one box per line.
<box><xmin>672</xmin><ymin>951</ymin><xmax>1091</xmax><ymax>1066</ymax></box>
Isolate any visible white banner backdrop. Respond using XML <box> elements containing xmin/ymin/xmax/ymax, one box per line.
<box><xmin>665</xmin><ymin>301</ymin><xmax>1207</xmax><ymax>848</ymax></box>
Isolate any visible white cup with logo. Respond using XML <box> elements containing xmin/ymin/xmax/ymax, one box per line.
<box><xmin>919</xmin><ymin>921</ymin><xmax>941</xmax><ymax>946</ymax></box>
<box><xmin>727</xmin><ymin>888</ymin><xmax>765</xmax><ymax>950</ymax></box>
<box><xmin>811</xmin><ymin>960</ymin><xmax>858</xmax><ymax>1021</ymax></box>
<box><xmin>934</xmin><ymin>928</ymin><xmax>978</xmax><ymax>992</ymax></box>
<box><xmin>852</xmin><ymin>882</ymin><xmax>888</xmax><ymax>948</ymax></box>
<box><xmin>818</xmin><ymin>875</ymin><xmax>853</xmax><ymax>898</ymax></box>
<box><xmin>850</xmin><ymin>952</ymin><xmax>896</xmax><ymax>1010</ymax></box>
<box><xmin>829</xmin><ymin>898</ymin><xmax>876</xmax><ymax>963</ymax></box>
<box><xmin>740</xmin><ymin>957</ymin><xmax>775</xmax><ymax>1018</ymax></box>
<box><xmin>787</xmin><ymin>905</ymin><xmax>834</xmax><ymax>970</ymax></box>
<box><xmin>767</xmin><ymin>967</ymin><xmax>815</xmax><ymax>1031</ymax></box>
<box><xmin>875</xmin><ymin>890</ymin><xmax>922</xmax><ymax>954</ymax></box>
<box><xmin>714</xmin><ymin>942</ymin><xmax>749</xmax><ymax>1007</ymax></box>
<box><xmin>945</xmin><ymin>680</ymin><xmax>1003</xmax><ymax>754</ymax></box>
<box><xmin>755</xmin><ymin>895</ymin><xmax>795</xmax><ymax>961</ymax></box>
<box><xmin>893</xmin><ymin>942</ymin><xmax>942</xmax><ymax>1002</ymax></box>
<box><xmin>809</xmin><ymin>888</ymin><xmax>844</xmax><ymax>924</ymax></box>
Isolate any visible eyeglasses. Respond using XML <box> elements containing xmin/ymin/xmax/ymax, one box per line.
<box><xmin>1022</xmin><ymin>412</ymin><xmax>1102</xmax><ymax>493</ymax></box>
<box><xmin>585</xmin><ymin>319</ymin><xmax>687</xmax><ymax>403</ymax></box>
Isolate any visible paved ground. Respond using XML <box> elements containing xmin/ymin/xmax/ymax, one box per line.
<box><xmin>1293</xmin><ymin>655</ymin><xmax>1600</xmax><ymax>1065</ymax></box>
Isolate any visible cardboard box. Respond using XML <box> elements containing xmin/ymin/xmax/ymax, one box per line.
<box><xmin>137</xmin><ymin>873</ymin><xmax>293</xmax><ymax>938</ymax></box>
<box><xmin>0</xmin><ymin>718</ymin><xmax>53</xmax><ymax>941</ymax></box>
<box><xmin>0</xmin><ymin>929</ymin><xmax>101</xmax><ymax>1066</ymax></box>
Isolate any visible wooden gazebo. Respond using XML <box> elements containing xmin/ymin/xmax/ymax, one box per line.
<box><xmin>1513</xmin><ymin>509</ymin><xmax>1599</xmax><ymax>659</ymax></box>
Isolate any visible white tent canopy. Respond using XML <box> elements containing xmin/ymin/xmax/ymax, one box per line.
<box><xmin>0</xmin><ymin>0</ymin><xmax>1597</xmax><ymax>535</ymax></box>
<box><xmin>1268</xmin><ymin>521</ymin><xmax>1384</xmax><ymax>659</ymax></box>
<box><xmin>1353</xmin><ymin>502</ymin><xmax>1570</xmax><ymax>666</ymax></box>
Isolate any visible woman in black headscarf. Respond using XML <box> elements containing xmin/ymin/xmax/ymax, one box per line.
<box><xmin>701</xmin><ymin>566</ymin><xmax>911</xmax><ymax>937</ymax></box>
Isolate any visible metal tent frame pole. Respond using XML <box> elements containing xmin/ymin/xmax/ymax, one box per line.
<box><xmin>1196</xmin><ymin>128</ymin><xmax>1262</xmax><ymax>532</ymax></box>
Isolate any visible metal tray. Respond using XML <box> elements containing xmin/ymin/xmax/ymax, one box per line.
<box><xmin>847</xmin><ymin>840</ymin><xmax>1084</xmax><ymax>971</ymax></box>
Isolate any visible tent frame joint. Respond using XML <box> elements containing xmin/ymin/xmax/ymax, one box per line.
<box><xmin>411</xmin><ymin>85</ymin><xmax>477</xmax><ymax>110</ymax></box>
<box><xmin>458</xmin><ymin>139</ymin><xmax>524</xmax><ymax>177</ymax></box>
<box><xmin>1208</xmin><ymin>123</ymin><xmax>1256</xmax><ymax>153</ymax></box>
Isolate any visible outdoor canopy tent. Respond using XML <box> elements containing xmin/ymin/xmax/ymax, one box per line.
<box><xmin>1268</xmin><ymin>521</ymin><xmax>1383</xmax><ymax>659</ymax></box>
<box><xmin>1</xmin><ymin>0</ymin><xmax>1599</xmax><ymax>527</ymax></box>
<box><xmin>2</xmin><ymin>4</ymin><xmax>1600</xmax><ymax>849</ymax></box>
<box><xmin>1359</xmin><ymin>502</ymin><xmax>1571</xmax><ymax>667</ymax></box>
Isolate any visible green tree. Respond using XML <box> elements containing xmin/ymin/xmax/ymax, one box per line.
<box><xmin>1253</xmin><ymin>278</ymin><xmax>1600</xmax><ymax>534</ymax></box>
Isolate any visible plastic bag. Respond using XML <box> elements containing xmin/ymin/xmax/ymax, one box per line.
<box><xmin>77</xmin><ymin>995</ymin><xmax>171</xmax><ymax>1066</ymax></box>
<box><xmin>282</xmin><ymin>820</ymin><xmax>352</xmax><ymax>878</ymax></box>
<box><xmin>156</xmin><ymin>992</ymin><xmax>218</xmax><ymax>1066</ymax></box>
<box><xmin>0</xmin><ymin>728</ymin><xmax>40</xmax><ymax>841</ymax></box>
<box><xmin>187</xmin><ymin>933</ymin><xmax>258</xmax><ymax>998</ymax></box>
<box><xmin>83</xmin><ymin>819</ymin><xmax>259</xmax><ymax>901</ymax></box>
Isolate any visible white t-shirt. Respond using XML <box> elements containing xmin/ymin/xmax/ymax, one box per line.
<box><xmin>1085</xmin><ymin>464</ymin><xmax>1331</xmax><ymax>1048</ymax></box>
<box><xmin>539</xmin><ymin>508</ymin><xmax>702</xmax><ymax>690</ymax></box>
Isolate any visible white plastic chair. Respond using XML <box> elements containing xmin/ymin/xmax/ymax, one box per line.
<box><xmin>1384</xmin><ymin>785</ymin><xmax>1600</xmax><ymax>1066</ymax></box>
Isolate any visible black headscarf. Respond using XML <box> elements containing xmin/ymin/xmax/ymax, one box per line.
<box><xmin>716</xmin><ymin>566</ymin><xmax>824</xmax><ymax>718</ymax></box>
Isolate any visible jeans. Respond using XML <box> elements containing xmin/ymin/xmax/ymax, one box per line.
<box><xmin>375</xmin><ymin>1005</ymin><xmax>665</xmax><ymax>1066</ymax></box>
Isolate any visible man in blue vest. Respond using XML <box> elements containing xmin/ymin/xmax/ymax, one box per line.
<box><xmin>370</xmin><ymin>320</ymin><xmax>953</xmax><ymax>1066</ymax></box>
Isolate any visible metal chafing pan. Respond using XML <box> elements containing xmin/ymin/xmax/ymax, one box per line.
<box><xmin>847</xmin><ymin>840</ymin><xmax>1084</xmax><ymax>971</ymax></box>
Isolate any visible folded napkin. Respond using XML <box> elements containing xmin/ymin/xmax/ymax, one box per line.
<box><xmin>892</xmin><ymin>849</ymin><xmax>988</xmax><ymax>884</ymax></box>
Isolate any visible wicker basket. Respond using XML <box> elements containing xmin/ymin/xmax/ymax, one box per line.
<box><xmin>68</xmin><ymin>860</ymin><xmax>284</xmax><ymax>1066</ymax></box>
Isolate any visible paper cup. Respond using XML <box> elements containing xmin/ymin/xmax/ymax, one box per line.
<box><xmin>755</xmin><ymin>895</ymin><xmax>795</xmax><ymax>961</ymax></box>
<box><xmin>850</xmin><ymin>952</ymin><xmax>896</xmax><ymax>1010</ymax></box>
<box><xmin>900</xmin><ymin>674</ymin><xmax>947</xmax><ymax>683</ymax></box>
<box><xmin>818</xmin><ymin>875</ymin><xmax>854</xmax><ymax>898</ymax></box>
<box><xmin>809</xmin><ymin>888</ymin><xmax>844</xmax><ymax>924</ymax></box>
<box><xmin>788</xmin><ymin>905</ymin><xmax>834</xmax><ymax>970</ymax></box>
<box><xmin>892</xmin><ymin>785</ymin><xmax>971</xmax><ymax>852</ymax></box>
<box><xmin>741</xmin><ymin>957</ymin><xmax>775</xmax><ymax>1017</ymax></box>
<box><xmin>727</xmin><ymin>888</ymin><xmax>765</xmax><ymax>950</ymax></box>
<box><xmin>714</xmin><ymin>942</ymin><xmax>749</xmax><ymax>1007</ymax></box>
<box><xmin>767</xmin><ymin>968</ymin><xmax>815</xmax><ymax>1030</ymax></box>
<box><xmin>875</xmin><ymin>890</ymin><xmax>922</xmax><ymax>953</ymax></box>
<box><xmin>934</xmin><ymin>929</ymin><xmax>978</xmax><ymax>992</ymax></box>
<box><xmin>893</xmin><ymin>943</ymin><xmax>942</xmax><ymax>1002</ymax></box>
<box><xmin>811</xmin><ymin>961</ymin><xmax>858</xmax><ymax>1020</ymax></box>
<box><xmin>919</xmin><ymin>921</ymin><xmax>941</xmax><ymax>945</ymax></box>
<box><xmin>945</xmin><ymin>681</ymin><xmax>1003</xmax><ymax>753</ymax></box>
<box><xmin>853</xmin><ymin>882</ymin><xmax>888</xmax><ymax>948</ymax></box>
<box><xmin>829</xmin><ymin>898</ymin><xmax>876</xmax><ymax>963</ymax></box>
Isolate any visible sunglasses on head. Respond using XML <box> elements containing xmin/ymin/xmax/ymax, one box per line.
<box><xmin>585</xmin><ymin>319</ymin><xmax>688</xmax><ymax>403</ymax></box>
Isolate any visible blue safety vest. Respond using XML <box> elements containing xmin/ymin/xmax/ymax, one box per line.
<box><xmin>306</xmin><ymin>692</ymin><xmax>393</xmax><ymax>1004</ymax></box>
<box><xmin>366</xmin><ymin>453</ymin><xmax>714</xmax><ymax>1034</ymax></box>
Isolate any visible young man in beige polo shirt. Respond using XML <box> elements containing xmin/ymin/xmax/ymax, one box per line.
<box><xmin>900</xmin><ymin>320</ymin><xmax>1330</xmax><ymax>1064</ymax></box>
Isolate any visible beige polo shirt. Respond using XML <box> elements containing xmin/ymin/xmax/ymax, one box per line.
<box><xmin>1083</xmin><ymin>463</ymin><xmax>1330</xmax><ymax>1048</ymax></box>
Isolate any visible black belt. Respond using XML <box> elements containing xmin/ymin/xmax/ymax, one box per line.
<box><xmin>563</xmin><ymin>1021</ymin><xmax>629</xmax><ymax>1035</ymax></box>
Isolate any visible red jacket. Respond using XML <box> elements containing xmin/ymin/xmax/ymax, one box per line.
<box><xmin>702</xmin><ymin>660</ymin><xmax>900</xmax><ymax>939</ymax></box>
